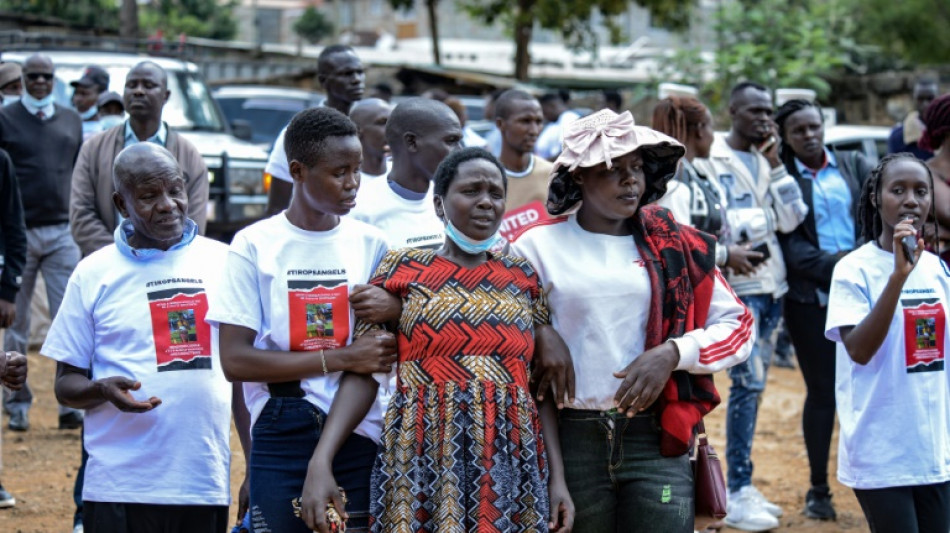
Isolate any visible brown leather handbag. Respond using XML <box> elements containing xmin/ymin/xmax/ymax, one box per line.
<box><xmin>692</xmin><ymin>421</ymin><xmax>728</xmax><ymax>520</ymax></box>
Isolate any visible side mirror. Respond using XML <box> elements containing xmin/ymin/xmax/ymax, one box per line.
<box><xmin>231</xmin><ymin>119</ymin><xmax>253</xmax><ymax>141</ymax></box>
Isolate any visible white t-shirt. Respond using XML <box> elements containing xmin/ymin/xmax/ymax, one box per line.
<box><xmin>41</xmin><ymin>236</ymin><xmax>232</xmax><ymax>505</ymax></box>
<box><xmin>825</xmin><ymin>242</ymin><xmax>950</xmax><ymax>490</ymax></box>
<box><xmin>511</xmin><ymin>215</ymin><xmax>755</xmax><ymax>410</ymax></box>
<box><xmin>534</xmin><ymin>110</ymin><xmax>581</xmax><ymax>160</ymax></box>
<box><xmin>206</xmin><ymin>214</ymin><xmax>390</xmax><ymax>442</ymax></box>
<box><xmin>348</xmin><ymin>177</ymin><xmax>445</xmax><ymax>250</ymax></box>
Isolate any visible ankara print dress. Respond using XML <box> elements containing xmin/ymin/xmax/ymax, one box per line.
<box><xmin>362</xmin><ymin>248</ymin><xmax>550</xmax><ymax>533</ymax></box>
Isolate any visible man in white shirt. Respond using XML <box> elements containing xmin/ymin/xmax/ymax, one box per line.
<box><xmin>534</xmin><ymin>91</ymin><xmax>580</xmax><ymax>161</ymax></box>
<box><xmin>266</xmin><ymin>45</ymin><xmax>366</xmax><ymax>214</ymax></box>
<box><xmin>349</xmin><ymin>97</ymin><xmax>462</xmax><ymax>250</ymax></box>
<box><xmin>41</xmin><ymin>143</ymin><xmax>242</xmax><ymax>533</ymax></box>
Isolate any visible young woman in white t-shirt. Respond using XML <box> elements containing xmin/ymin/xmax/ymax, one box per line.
<box><xmin>825</xmin><ymin>153</ymin><xmax>950</xmax><ymax>532</ymax></box>
<box><xmin>511</xmin><ymin>109</ymin><xmax>755</xmax><ymax>533</ymax></box>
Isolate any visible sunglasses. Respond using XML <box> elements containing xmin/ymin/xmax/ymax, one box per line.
<box><xmin>25</xmin><ymin>72</ymin><xmax>54</xmax><ymax>81</ymax></box>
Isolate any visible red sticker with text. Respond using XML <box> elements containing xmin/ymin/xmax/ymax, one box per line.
<box><xmin>499</xmin><ymin>201</ymin><xmax>551</xmax><ymax>242</ymax></box>
<box><xmin>901</xmin><ymin>298</ymin><xmax>946</xmax><ymax>373</ymax></box>
<box><xmin>148</xmin><ymin>287</ymin><xmax>212</xmax><ymax>372</ymax></box>
<box><xmin>288</xmin><ymin>279</ymin><xmax>350</xmax><ymax>351</ymax></box>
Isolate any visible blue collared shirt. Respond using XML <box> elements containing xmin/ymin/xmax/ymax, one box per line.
<box><xmin>795</xmin><ymin>149</ymin><xmax>854</xmax><ymax>253</ymax></box>
<box><xmin>123</xmin><ymin>120</ymin><xmax>167</xmax><ymax>147</ymax></box>
<box><xmin>114</xmin><ymin>218</ymin><xmax>198</xmax><ymax>261</ymax></box>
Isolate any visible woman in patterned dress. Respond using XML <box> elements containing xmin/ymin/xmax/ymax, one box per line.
<box><xmin>299</xmin><ymin>147</ymin><xmax>574</xmax><ymax>533</ymax></box>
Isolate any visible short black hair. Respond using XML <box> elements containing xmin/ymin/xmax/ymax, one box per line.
<box><xmin>129</xmin><ymin>60</ymin><xmax>168</xmax><ymax>89</ymax></box>
<box><xmin>385</xmin><ymin>97</ymin><xmax>456</xmax><ymax>152</ymax></box>
<box><xmin>730</xmin><ymin>81</ymin><xmax>768</xmax><ymax>103</ymax></box>
<box><xmin>539</xmin><ymin>92</ymin><xmax>562</xmax><ymax>105</ymax></box>
<box><xmin>433</xmin><ymin>147</ymin><xmax>507</xmax><ymax>198</ymax></box>
<box><xmin>317</xmin><ymin>45</ymin><xmax>356</xmax><ymax>75</ymax></box>
<box><xmin>494</xmin><ymin>89</ymin><xmax>537</xmax><ymax>120</ymax></box>
<box><xmin>284</xmin><ymin>107</ymin><xmax>358</xmax><ymax>167</ymax></box>
<box><xmin>603</xmin><ymin>89</ymin><xmax>622</xmax><ymax>109</ymax></box>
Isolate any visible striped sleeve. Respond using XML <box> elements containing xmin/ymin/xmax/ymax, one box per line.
<box><xmin>669</xmin><ymin>269</ymin><xmax>756</xmax><ymax>373</ymax></box>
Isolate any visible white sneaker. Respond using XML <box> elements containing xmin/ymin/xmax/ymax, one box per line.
<box><xmin>744</xmin><ymin>485</ymin><xmax>783</xmax><ymax>517</ymax></box>
<box><xmin>725</xmin><ymin>486</ymin><xmax>780</xmax><ymax>532</ymax></box>
<box><xmin>73</xmin><ymin>524</ymin><xmax>84</xmax><ymax>533</ymax></box>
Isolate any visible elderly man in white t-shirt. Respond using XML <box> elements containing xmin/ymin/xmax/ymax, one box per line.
<box><xmin>41</xmin><ymin>143</ymin><xmax>246</xmax><ymax>533</ymax></box>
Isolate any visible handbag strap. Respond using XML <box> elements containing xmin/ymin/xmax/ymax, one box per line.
<box><xmin>696</xmin><ymin>420</ymin><xmax>708</xmax><ymax>447</ymax></box>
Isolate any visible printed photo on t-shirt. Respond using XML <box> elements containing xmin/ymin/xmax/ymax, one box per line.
<box><xmin>147</xmin><ymin>287</ymin><xmax>212</xmax><ymax>372</ymax></box>
<box><xmin>902</xmin><ymin>298</ymin><xmax>946</xmax><ymax>373</ymax></box>
<box><xmin>288</xmin><ymin>278</ymin><xmax>350</xmax><ymax>351</ymax></box>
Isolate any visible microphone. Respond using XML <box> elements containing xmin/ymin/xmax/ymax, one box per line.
<box><xmin>901</xmin><ymin>219</ymin><xmax>918</xmax><ymax>265</ymax></box>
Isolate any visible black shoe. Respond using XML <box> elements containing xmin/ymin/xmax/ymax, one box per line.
<box><xmin>805</xmin><ymin>485</ymin><xmax>836</xmax><ymax>520</ymax></box>
<box><xmin>59</xmin><ymin>411</ymin><xmax>84</xmax><ymax>430</ymax></box>
<box><xmin>8</xmin><ymin>410</ymin><xmax>28</xmax><ymax>432</ymax></box>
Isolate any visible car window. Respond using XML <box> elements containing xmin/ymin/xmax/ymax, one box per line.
<box><xmin>53</xmin><ymin>65</ymin><xmax>226</xmax><ymax>133</ymax></box>
<box><xmin>216</xmin><ymin>97</ymin><xmax>303</xmax><ymax>146</ymax></box>
<box><xmin>827</xmin><ymin>140</ymin><xmax>863</xmax><ymax>155</ymax></box>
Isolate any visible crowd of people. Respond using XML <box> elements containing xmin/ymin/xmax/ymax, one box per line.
<box><xmin>0</xmin><ymin>44</ymin><xmax>948</xmax><ymax>533</ymax></box>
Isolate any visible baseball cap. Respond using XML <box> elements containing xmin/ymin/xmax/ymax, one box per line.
<box><xmin>70</xmin><ymin>66</ymin><xmax>110</xmax><ymax>91</ymax></box>
<box><xmin>97</xmin><ymin>91</ymin><xmax>124</xmax><ymax>110</ymax></box>
<box><xmin>0</xmin><ymin>63</ymin><xmax>21</xmax><ymax>90</ymax></box>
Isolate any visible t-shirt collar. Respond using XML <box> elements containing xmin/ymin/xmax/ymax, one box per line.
<box><xmin>114</xmin><ymin>218</ymin><xmax>198</xmax><ymax>260</ymax></box>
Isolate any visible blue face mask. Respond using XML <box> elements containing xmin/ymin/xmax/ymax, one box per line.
<box><xmin>99</xmin><ymin>114</ymin><xmax>125</xmax><ymax>130</ymax></box>
<box><xmin>444</xmin><ymin>220</ymin><xmax>502</xmax><ymax>255</ymax></box>
<box><xmin>22</xmin><ymin>91</ymin><xmax>55</xmax><ymax>111</ymax></box>
<box><xmin>79</xmin><ymin>105</ymin><xmax>98</xmax><ymax>121</ymax></box>
<box><xmin>1</xmin><ymin>95</ymin><xmax>19</xmax><ymax>107</ymax></box>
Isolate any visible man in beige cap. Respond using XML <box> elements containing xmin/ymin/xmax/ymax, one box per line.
<box><xmin>0</xmin><ymin>63</ymin><xmax>22</xmax><ymax>105</ymax></box>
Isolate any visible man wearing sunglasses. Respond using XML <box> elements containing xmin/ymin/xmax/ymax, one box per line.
<box><xmin>0</xmin><ymin>53</ymin><xmax>83</xmax><ymax>433</ymax></box>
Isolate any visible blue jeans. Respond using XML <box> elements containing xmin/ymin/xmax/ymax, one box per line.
<box><xmin>3</xmin><ymin>223</ymin><xmax>81</xmax><ymax>417</ymax></box>
<box><xmin>249</xmin><ymin>398</ymin><xmax>376</xmax><ymax>533</ymax></box>
<box><xmin>559</xmin><ymin>409</ymin><xmax>694</xmax><ymax>533</ymax></box>
<box><xmin>726</xmin><ymin>294</ymin><xmax>781</xmax><ymax>493</ymax></box>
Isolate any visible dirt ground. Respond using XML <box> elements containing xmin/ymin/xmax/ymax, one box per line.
<box><xmin>1</xmin><ymin>354</ymin><xmax>868</xmax><ymax>533</ymax></box>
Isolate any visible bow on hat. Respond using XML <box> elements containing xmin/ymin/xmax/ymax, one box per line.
<box><xmin>562</xmin><ymin>110</ymin><xmax>636</xmax><ymax>172</ymax></box>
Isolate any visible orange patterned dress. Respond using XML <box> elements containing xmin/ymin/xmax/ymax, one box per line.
<box><xmin>361</xmin><ymin>248</ymin><xmax>550</xmax><ymax>532</ymax></box>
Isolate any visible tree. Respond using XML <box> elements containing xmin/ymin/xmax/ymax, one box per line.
<box><xmin>293</xmin><ymin>6</ymin><xmax>335</xmax><ymax>44</ymax></box>
<box><xmin>390</xmin><ymin>0</ymin><xmax>441</xmax><ymax>65</ymax></box>
<box><xmin>140</xmin><ymin>0</ymin><xmax>239</xmax><ymax>40</ymax></box>
<box><xmin>460</xmin><ymin>0</ymin><xmax>694</xmax><ymax>80</ymax></box>
<box><xmin>120</xmin><ymin>0</ymin><xmax>138</xmax><ymax>38</ymax></box>
<box><xmin>847</xmin><ymin>0</ymin><xmax>950</xmax><ymax>64</ymax></box>
<box><xmin>655</xmin><ymin>0</ymin><xmax>865</xmax><ymax>107</ymax></box>
<box><xmin>0</xmin><ymin>0</ymin><xmax>120</xmax><ymax>32</ymax></box>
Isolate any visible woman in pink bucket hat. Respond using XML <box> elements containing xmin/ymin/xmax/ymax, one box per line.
<box><xmin>510</xmin><ymin>109</ymin><xmax>755</xmax><ymax>532</ymax></box>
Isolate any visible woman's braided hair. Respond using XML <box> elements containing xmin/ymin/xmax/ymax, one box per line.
<box><xmin>857</xmin><ymin>153</ymin><xmax>938</xmax><ymax>247</ymax></box>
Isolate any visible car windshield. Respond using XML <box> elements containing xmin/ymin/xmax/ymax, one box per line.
<box><xmin>53</xmin><ymin>65</ymin><xmax>226</xmax><ymax>132</ymax></box>
<box><xmin>216</xmin><ymin>97</ymin><xmax>307</xmax><ymax>145</ymax></box>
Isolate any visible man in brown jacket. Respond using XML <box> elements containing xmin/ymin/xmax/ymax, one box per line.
<box><xmin>70</xmin><ymin>61</ymin><xmax>207</xmax><ymax>257</ymax></box>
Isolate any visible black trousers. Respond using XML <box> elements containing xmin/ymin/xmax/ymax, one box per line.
<box><xmin>784</xmin><ymin>299</ymin><xmax>837</xmax><ymax>489</ymax></box>
<box><xmin>854</xmin><ymin>481</ymin><xmax>950</xmax><ymax>533</ymax></box>
<box><xmin>83</xmin><ymin>501</ymin><xmax>229</xmax><ymax>533</ymax></box>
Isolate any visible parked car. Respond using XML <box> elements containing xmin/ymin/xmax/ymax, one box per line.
<box><xmin>824</xmin><ymin>125</ymin><xmax>890</xmax><ymax>165</ymax></box>
<box><xmin>213</xmin><ymin>85</ymin><xmax>325</xmax><ymax>150</ymax></box>
<box><xmin>1</xmin><ymin>50</ymin><xmax>271</xmax><ymax>241</ymax></box>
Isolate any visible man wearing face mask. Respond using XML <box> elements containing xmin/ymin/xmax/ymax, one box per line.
<box><xmin>96</xmin><ymin>91</ymin><xmax>125</xmax><ymax>131</ymax></box>
<box><xmin>70</xmin><ymin>66</ymin><xmax>110</xmax><ymax>140</ymax></box>
<box><xmin>70</xmin><ymin>61</ymin><xmax>208</xmax><ymax>258</ymax></box>
<box><xmin>0</xmin><ymin>63</ymin><xmax>22</xmax><ymax>106</ymax></box>
<box><xmin>0</xmin><ymin>54</ymin><xmax>84</xmax><ymax>432</ymax></box>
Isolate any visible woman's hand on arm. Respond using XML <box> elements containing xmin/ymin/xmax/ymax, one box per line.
<box><xmin>840</xmin><ymin>221</ymin><xmax>921</xmax><ymax>365</ymax></box>
<box><xmin>533</xmin><ymin>324</ymin><xmax>575</xmax><ymax>408</ymax></box>
<box><xmin>218</xmin><ymin>324</ymin><xmax>397</xmax><ymax>382</ymax></box>
<box><xmin>54</xmin><ymin>362</ymin><xmax>161</xmax><ymax>412</ymax></box>
<box><xmin>350</xmin><ymin>284</ymin><xmax>402</xmax><ymax>326</ymax></box>
<box><xmin>537</xmin><ymin>397</ymin><xmax>574</xmax><ymax>532</ymax></box>
<box><xmin>612</xmin><ymin>341</ymin><xmax>679</xmax><ymax>417</ymax></box>
<box><xmin>300</xmin><ymin>373</ymin><xmax>381</xmax><ymax>531</ymax></box>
